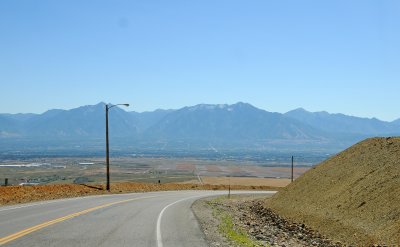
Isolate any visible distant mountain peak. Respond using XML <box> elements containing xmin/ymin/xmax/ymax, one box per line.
<box><xmin>287</xmin><ymin>108</ymin><xmax>331</xmax><ymax>116</ymax></box>
<box><xmin>232</xmin><ymin>102</ymin><xmax>255</xmax><ymax>108</ymax></box>
<box><xmin>233</xmin><ymin>101</ymin><xmax>250</xmax><ymax>106</ymax></box>
<box><xmin>188</xmin><ymin>104</ymin><xmax>227</xmax><ymax>110</ymax></box>
<box><xmin>183</xmin><ymin>102</ymin><xmax>257</xmax><ymax>112</ymax></box>
<box><xmin>287</xmin><ymin>107</ymin><xmax>309</xmax><ymax>113</ymax></box>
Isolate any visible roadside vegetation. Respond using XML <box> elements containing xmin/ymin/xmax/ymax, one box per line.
<box><xmin>219</xmin><ymin>213</ymin><xmax>257</xmax><ymax>247</ymax></box>
<box><xmin>208</xmin><ymin>196</ymin><xmax>266</xmax><ymax>247</ymax></box>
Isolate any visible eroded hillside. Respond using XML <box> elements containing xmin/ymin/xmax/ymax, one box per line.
<box><xmin>267</xmin><ymin>137</ymin><xmax>400</xmax><ymax>246</ymax></box>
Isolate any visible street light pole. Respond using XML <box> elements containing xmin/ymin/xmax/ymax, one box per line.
<box><xmin>105</xmin><ymin>103</ymin><xmax>129</xmax><ymax>191</ymax></box>
<box><xmin>106</xmin><ymin>105</ymin><xmax>110</xmax><ymax>191</ymax></box>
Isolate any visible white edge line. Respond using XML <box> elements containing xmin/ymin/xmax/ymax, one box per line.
<box><xmin>156</xmin><ymin>191</ymin><xmax>277</xmax><ymax>247</ymax></box>
<box><xmin>156</xmin><ymin>195</ymin><xmax>204</xmax><ymax>247</ymax></box>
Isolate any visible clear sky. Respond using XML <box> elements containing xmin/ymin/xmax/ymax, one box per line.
<box><xmin>1</xmin><ymin>0</ymin><xmax>399</xmax><ymax>121</ymax></box>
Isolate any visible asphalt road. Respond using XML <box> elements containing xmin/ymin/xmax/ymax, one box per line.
<box><xmin>0</xmin><ymin>190</ymin><xmax>275</xmax><ymax>247</ymax></box>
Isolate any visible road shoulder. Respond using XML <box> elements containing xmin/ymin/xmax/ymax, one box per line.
<box><xmin>192</xmin><ymin>194</ymin><xmax>344</xmax><ymax>247</ymax></box>
<box><xmin>192</xmin><ymin>194</ymin><xmax>268</xmax><ymax>247</ymax></box>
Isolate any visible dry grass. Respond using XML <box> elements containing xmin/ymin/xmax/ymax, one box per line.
<box><xmin>267</xmin><ymin>137</ymin><xmax>400</xmax><ymax>246</ymax></box>
<box><xmin>0</xmin><ymin>182</ymin><xmax>278</xmax><ymax>206</ymax></box>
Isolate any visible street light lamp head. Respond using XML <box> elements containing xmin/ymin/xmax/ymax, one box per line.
<box><xmin>106</xmin><ymin>103</ymin><xmax>130</xmax><ymax>110</ymax></box>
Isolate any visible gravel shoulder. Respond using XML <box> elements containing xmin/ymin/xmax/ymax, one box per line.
<box><xmin>192</xmin><ymin>194</ymin><xmax>344</xmax><ymax>247</ymax></box>
<box><xmin>192</xmin><ymin>195</ymin><xmax>232</xmax><ymax>247</ymax></box>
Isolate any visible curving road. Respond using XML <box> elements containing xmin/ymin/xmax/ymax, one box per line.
<box><xmin>0</xmin><ymin>190</ymin><xmax>275</xmax><ymax>247</ymax></box>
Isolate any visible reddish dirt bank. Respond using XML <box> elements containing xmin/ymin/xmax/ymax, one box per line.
<box><xmin>0</xmin><ymin>182</ymin><xmax>277</xmax><ymax>206</ymax></box>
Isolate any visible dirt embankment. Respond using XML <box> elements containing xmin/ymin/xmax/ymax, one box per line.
<box><xmin>0</xmin><ymin>182</ymin><xmax>277</xmax><ymax>206</ymax></box>
<box><xmin>267</xmin><ymin>137</ymin><xmax>400</xmax><ymax>246</ymax></box>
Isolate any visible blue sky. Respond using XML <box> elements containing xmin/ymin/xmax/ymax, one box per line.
<box><xmin>1</xmin><ymin>0</ymin><xmax>399</xmax><ymax>121</ymax></box>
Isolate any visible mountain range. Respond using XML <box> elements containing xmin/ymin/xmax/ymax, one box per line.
<box><xmin>0</xmin><ymin>102</ymin><xmax>399</xmax><ymax>152</ymax></box>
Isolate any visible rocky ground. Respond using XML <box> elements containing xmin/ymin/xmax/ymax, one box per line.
<box><xmin>242</xmin><ymin>199</ymin><xmax>344</xmax><ymax>247</ymax></box>
<box><xmin>193</xmin><ymin>195</ymin><xmax>344</xmax><ymax>247</ymax></box>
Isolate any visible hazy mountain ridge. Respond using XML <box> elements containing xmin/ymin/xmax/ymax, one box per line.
<box><xmin>145</xmin><ymin>102</ymin><xmax>327</xmax><ymax>141</ymax></box>
<box><xmin>0</xmin><ymin>103</ymin><xmax>399</xmax><ymax>150</ymax></box>
<box><xmin>284</xmin><ymin>108</ymin><xmax>398</xmax><ymax>135</ymax></box>
<box><xmin>392</xmin><ymin>118</ymin><xmax>400</xmax><ymax>126</ymax></box>
<box><xmin>1</xmin><ymin>104</ymin><xmax>138</xmax><ymax>138</ymax></box>
<box><xmin>0</xmin><ymin>115</ymin><xmax>20</xmax><ymax>137</ymax></box>
<box><xmin>129</xmin><ymin>109</ymin><xmax>174</xmax><ymax>133</ymax></box>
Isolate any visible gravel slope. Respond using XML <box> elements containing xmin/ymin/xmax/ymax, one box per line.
<box><xmin>193</xmin><ymin>195</ymin><xmax>340</xmax><ymax>247</ymax></box>
<box><xmin>267</xmin><ymin>137</ymin><xmax>400</xmax><ymax>246</ymax></box>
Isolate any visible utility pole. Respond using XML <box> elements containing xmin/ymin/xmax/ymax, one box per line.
<box><xmin>228</xmin><ymin>176</ymin><xmax>231</xmax><ymax>199</ymax></box>
<box><xmin>291</xmin><ymin>156</ymin><xmax>294</xmax><ymax>182</ymax></box>
<box><xmin>105</xmin><ymin>103</ymin><xmax>129</xmax><ymax>191</ymax></box>
<box><xmin>106</xmin><ymin>105</ymin><xmax>110</xmax><ymax>191</ymax></box>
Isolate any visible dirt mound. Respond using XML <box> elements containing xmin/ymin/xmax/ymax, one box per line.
<box><xmin>267</xmin><ymin>137</ymin><xmax>400</xmax><ymax>246</ymax></box>
<box><xmin>0</xmin><ymin>182</ymin><xmax>277</xmax><ymax>206</ymax></box>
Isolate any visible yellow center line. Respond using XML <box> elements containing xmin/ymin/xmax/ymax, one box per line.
<box><xmin>0</xmin><ymin>196</ymin><xmax>157</xmax><ymax>246</ymax></box>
